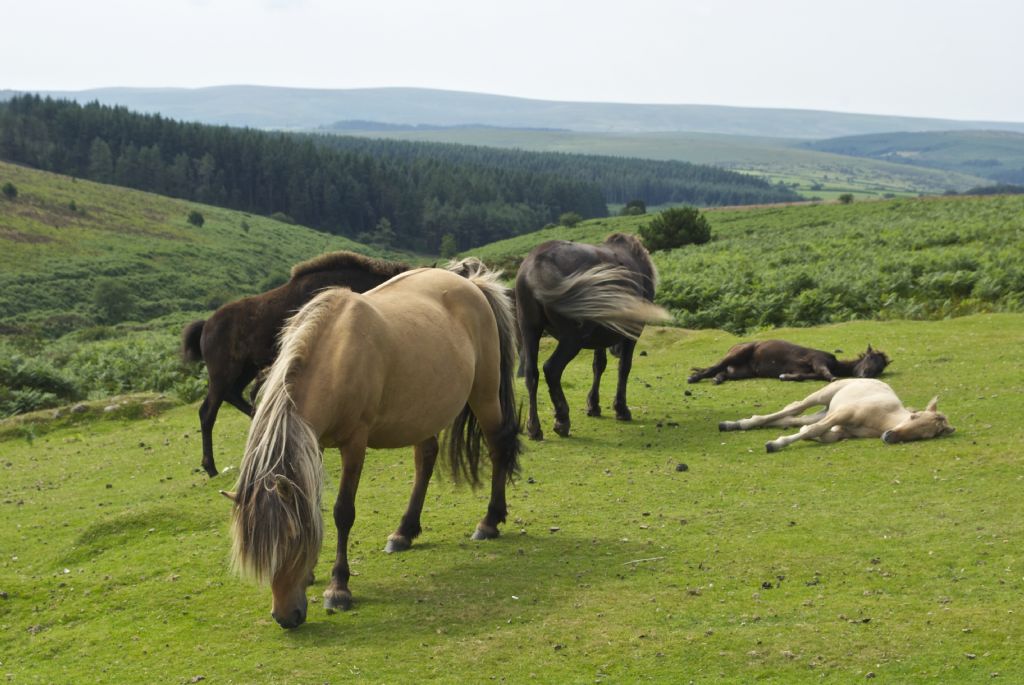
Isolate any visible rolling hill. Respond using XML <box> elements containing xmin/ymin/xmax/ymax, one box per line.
<box><xmin>4</xmin><ymin>85</ymin><xmax>1024</xmax><ymax>138</ymax></box>
<box><xmin>0</xmin><ymin>159</ymin><xmax>395</xmax><ymax>339</ymax></box>
<box><xmin>327</xmin><ymin>127</ymin><xmax>990</xmax><ymax>197</ymax></box>
<box><xmin>805</xmin><ymin>130</ymin><xmax>1024</xmax><ymax>184</ymax></box>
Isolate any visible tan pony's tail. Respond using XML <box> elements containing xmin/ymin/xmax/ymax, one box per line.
<box><xmin>444</xmin><ymin>258</ymin><xmax>523</xmax><ymax>486</ymax></box>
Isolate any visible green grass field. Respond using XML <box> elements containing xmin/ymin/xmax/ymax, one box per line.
<box><xmin>2</xmin><ymin>314</ymin><xmax>1022</xmax><ymax>683</ymax></box>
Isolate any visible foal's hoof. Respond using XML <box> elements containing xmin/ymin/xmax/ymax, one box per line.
<box><xmin>719</xmin><ymin>421</ymin><xmax>735</xmax><ymax>432</ymax></box>
<box><xmin>384</xmin><ymin>534</ymin><xmax>412</xmax><ymax>553</ymax></box>
<box><xmin>323</xmin><ymin>589</ymin><xmax>353</xmax><ymax>613</ymax></box>
<box><xmin>472</xmin><ymin>524</ymin><xmax>500</xmax><ymax>540</ymax></box>
<box><xmin>765</xmin><ymin>442</ymin><xmax>780</xmax><ymax>453</ymax></box>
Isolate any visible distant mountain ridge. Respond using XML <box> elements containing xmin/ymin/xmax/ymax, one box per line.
<box><xmin>3</xmin><ymin>86</ymin><xmax>1024</xmax><ymax>138</ymax></box>
<box><xmin>805</xmin><ymin>130</ymin><xmax>1024</xmax><ymax>184</ymax></box>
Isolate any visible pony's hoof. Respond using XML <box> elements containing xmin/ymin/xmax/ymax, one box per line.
<box><xmin>553</xmin><ymin>421</ymin><xmax>570</xmax><ymax>437</ymax></box>
<box><xmin>472</xmin><ymin>525</ymin><xmax>500</xmax><ymax>540</ymax></box>
<box><xmin>203</xmin><ymin>464</ymin><xmax>219</xmax><ymax>478</ymax></box>
<box><xmin>323</xmin><ymin>589</ymin><xmax>352</xmax><ymax>613</ymax></box>
<box><xmin>586</xmin><ymin>405</ymin><xmax>601</xmax><ymax>417</ymax></box>
<box><xmin>687</xmin><ymin>376</ymin><xmax>699</xmax><ymax>384</ymax></box>
<box><xmin>527</xmin><ymin>427</ymin><xmax>544</xmax><ymax>441</ymax></box>
<box><xmin>718</xmin><ymin>422</ymin><xmax>730</xmax><ymax>432</ymax></box>
<box><xmin>614</xmin><ymin>409</ymin><xmax>632</xmax><ymax>422</ymax></box>
<box><xmin>384</xmin><ymin>535</ymin><xmax>412</xmax><ymax>553</ymax></box>
<box><xmin>765</xmin><ymin>442</ymin><xmax>780</xmax><ymax>453</ymax></box>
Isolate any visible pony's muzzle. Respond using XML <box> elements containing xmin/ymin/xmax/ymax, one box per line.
<box><xmin>272</xmin><ymin>606</ymin><xmax>307</xmax><ymax>629</ymax></box>
<box><xmin>881</xmin><ymin>430</ymin><xmax>898</xmax><ymax>444</ymax></box>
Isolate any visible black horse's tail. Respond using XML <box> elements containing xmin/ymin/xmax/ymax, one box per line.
<box><xmin>445</xmin><ymin>259</ymin><xmax>522</xmax><ymax>487</ymax></box>
<box><xmin>527</xmin><ymin>261</ymin><xmax>671</xmax><ymax>339</ymax></box>
<box><xmin>182</xmin><ymin>319</ymin><xmax>206</xmax><ymax>363</ymax></box>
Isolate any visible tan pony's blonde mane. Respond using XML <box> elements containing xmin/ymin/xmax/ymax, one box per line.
<box><xmin>229</xmin><ymin>289</ymin><xmax>344</xmax><ymax>584</ymax></box>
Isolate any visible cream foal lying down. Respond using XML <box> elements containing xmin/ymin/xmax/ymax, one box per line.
<box><xmin>719</xmin><ymin>378</ymin><xmax>956</xmax><ymax>452</ymax></box>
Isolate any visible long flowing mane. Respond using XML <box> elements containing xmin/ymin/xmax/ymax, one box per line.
<box><xmin>229</xmin><ymin>290</ymin><xmax>341</xmax><ymax>584</ymax></box>
<box><xmin>603</xmin><ymin>232</ymin><xmax>659</xmax><ymax>291</ymax></box>
<box><xmin>290</xmin><ymin>251</ymin><xmax>410</xmax><ymax>281</ymax></box>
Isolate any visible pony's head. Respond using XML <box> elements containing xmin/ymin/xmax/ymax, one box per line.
<box><xmin>227</xmin><ymin>296</ymin><xmax>330</xmax><ymax>629</ymax></box>
<box><xmin>854</xmin><ymin>345</ymin><xmax>890</xmax><ymax>378</ymax></box>
<box><xmin>881</xmin><ymin>397</ymin><xmax>956</xmax><ymax>444</ymax></box>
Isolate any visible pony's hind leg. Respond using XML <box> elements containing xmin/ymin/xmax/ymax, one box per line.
<box><xmin>468</xmin><ymin>398</ymin><xmax>520</xmax><ymax>541</ymax></box>
<box><xmin>323</xmin><ymin>440</ymin><xmax>367</xmax><ymax>613</ymax></box>
<box><xmin>385</xmin><ymin>437</ymin><xmax>439</xmax><ymax>553</ymax></box>
<box><xmin>198</xmin><ymin>391</ymin><xmax>223</xmax><ymax>477</ymax></box>
<box><xmin>544</xmin><ymin>339</ymin><xmax>583</xmax><ymax>437</ymax></box>
<box><xmin>586</xmin><ymin>348</ymin><xmax>608</xmax><ymax>417</ymax></box>
<box><xmin>520</xmin><ymin>324</ymin><xmax>545</xmax><ymax>440</ymax></box>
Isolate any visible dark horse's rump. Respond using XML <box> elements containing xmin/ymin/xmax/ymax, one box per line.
<box><xmin>182</xmin><ymin>251</ymin><xmax>409</xmax><ymax>477</ymax></box>
<box><xmin>688</xmin><ymin>339</ymin><xmax>890</xmax><ymax>384</ymax></box>
<box><xmin>515</xmin><ymin>233</ymin><xmax>670</xmax><ymax>440</ymax></box>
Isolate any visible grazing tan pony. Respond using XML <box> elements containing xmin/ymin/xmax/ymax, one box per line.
<box><xmin>719</xmin><ymin>378</ymin><xmax>955</xmax><ymax>452</ymax></box>
<box><xmin>224</xmin><ymin>261</ymin><xmax>521</xmax><ymax>629</ymax></box>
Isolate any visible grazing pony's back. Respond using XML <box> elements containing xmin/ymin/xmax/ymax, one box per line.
<box><xmin>227</xmin><ymin>262</ymin><xmax>522</xmax><ymax>629</ymax></box>
<box><xmin>182</xmin><ymin>251</ymin><xmax>409</xmax><ymax>476</ymax></box>
<box><xmin>515</xmin><ymin>233</ymin><xmax>670</xmax><ymax>440</ymax></box>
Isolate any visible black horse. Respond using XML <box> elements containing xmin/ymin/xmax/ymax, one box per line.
<box><xmin>515</xmin><ymin>233</ymin><xmax>670</xmax><ymax>440</ymax></box>
<box><xmin>688</xmin><ymin>340</ymin><xmax>890</xmax><ymax>384</ymax></box>
<box><xmin>182</xmin><ymin>251</ymin><xmax>409</xmax><ymax>477</ymax></box>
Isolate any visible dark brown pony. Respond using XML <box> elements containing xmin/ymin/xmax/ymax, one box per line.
<box><xmin>515</xmin><ymin>233</ymin><xmax>671</xmax><ymax>440</ymax></box>
<box><xmin>182</xmin><ymin>251</ymin><xmax>409</xmax><ymax>477</ymax></box>
<box><xmin>688</xmin><ymin>340</ymin><xmax>890</xmax><ymax>384</ymax></box>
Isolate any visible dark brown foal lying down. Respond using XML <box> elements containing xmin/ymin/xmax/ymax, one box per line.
<box><xmin>719</xmin><ymin>378</ymin><xmax>955</xmax><ymax>452</ymax></box>
<box><xmin>688</xmin><ymin>339</ymin><xmax>889</xmax><ymax>384</ymax></box>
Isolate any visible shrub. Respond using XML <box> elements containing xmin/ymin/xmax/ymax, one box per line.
<box><xmin>187</xmin><ymin>210</ymin><xmax>205</xmax><ymax>227</ymax></box>
<box><xmin>93</xmin><ymin>278</ymin><xmax>137</xmax><ymax>324</ymax></box>
<box><xmin>2</xmin><ymin>182</ymin><xmax>17</xmax><ymax>200</ymax></box>
<box><xmin>638</xmin><ymin>206</ymin><xmax>712</xmax><ymax>252</ymax></box>
<box><xmin>838</xmin><ymin>193</ymin><xmax>854</xmax><ymax>204</ymax></box>
<box><xmin>620</xmin><ymin>200</ymin><xmax>647</xmax><ymax>216</ymax></box>
<box><xmin>439</xmin><ymin>233</ymin><xmax>459</xmax><ymax>259</ymax></box>
<box><xmin>559</xmin><ymin>212</ymin><xmax>583</xmax><ymax>227</ymax></box>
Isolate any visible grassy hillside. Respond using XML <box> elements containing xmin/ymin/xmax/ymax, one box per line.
<box><xmin>806</xmin><ymin>130</ymin><xmax>1024</xmax><ymax>184</ymax></box>
<box><xmin>333</xmin><ymin>127</ymin><xmax>989</xmax><ymax>199</ymax></box>
<box><xmin>0</xmin><ymin>160</ymin><xmax>400</xmax><ymax>340</ymax></box>
<box><xmin>11</xmin><ymin>85</ymin><xmax>1024</xmax><ymax>137</ymax></box>
<box><xmin>471</xmin><ymin>195</ymin><xmax>1024</xmax><ymax>333</ymax></box>
<box><xmin>1</xmin><ymin>314</ymin><xmax>1022</xmax><ymax>682</ymax></box>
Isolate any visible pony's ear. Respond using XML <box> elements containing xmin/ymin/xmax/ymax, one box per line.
<box><xmin>925</xmin><ymin>396</ymin><xmax>939</xmax><ymax>412</ymax></box>
<box><xmin>219</xmin><ymin>490</ymin><xmax>237</xmax><ymax>503</ymax></box>
<box><xmin>867</xmin><ymin>344</ymin><xmax>874</xmax><ymax>353</ymax></box>
<box><xmin>274</xmin><ymin>475</ymin><xmax>295</xmax><ymax>504</ymax></box>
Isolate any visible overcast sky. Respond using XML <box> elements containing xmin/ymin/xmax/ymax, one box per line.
<box><xmin>4</xmin><ymin>0</ymin><xmax>1021</xmax><ymax>122</ymax></box>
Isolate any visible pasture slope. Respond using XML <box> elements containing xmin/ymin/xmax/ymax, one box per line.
<box><xmin>2</xmin><ymin>314</ymin><xmax>1022</xmax><ymax>683</ymax></box>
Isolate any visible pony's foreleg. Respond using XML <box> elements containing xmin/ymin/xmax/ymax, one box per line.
<box><xmin>612</xmin><ymin>339</ymin><xmax>636</xmax><ymax>421</ymax></box>
<box><xmin>543</xmin><ymin>339</ymin><xmax>583</xmax><ymax>437</ymax></box>
<box><xmin>765</xmin><ymin>410</ymin><xmax>851</xmax><ymax>452</ymax></box>
<box><xmin>323</xmin><ymin>441</ymin><xmax>366</xmax><ymax>613</ymax></box>
<box><xmin>586</xmin><ymin>347</ymin><xmax>608</xmax><ymax>417</ymax></box>
<box><xmin>385</xmin><ymin>437</ymin><xmax>439</xmax><ymax>553</ymax></box>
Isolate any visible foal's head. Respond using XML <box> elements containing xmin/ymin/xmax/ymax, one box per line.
<box><xmin>854</xmin><ymin>345</ymin><xmax>890</xmax><ymax>378</ymax></box>
<box><xmin>881</xmin><ymin>397</ymin><xmax>956</xmax><ymax>444</ymax></box>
